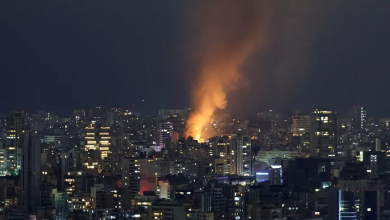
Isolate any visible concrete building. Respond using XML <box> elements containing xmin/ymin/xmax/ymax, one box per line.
<box><xmin>188</xmin><ymin>211</ymin><xmax>214</xmax><ymax>220</ymax></box>
<box><xmin>292</xmin><ymin>114</ymin><xmax>311</xmax><ymax>136</ymax></box>
<box><xmin>121</xmin><ymin>157</ymin><xmax>140</xmax><ymax>198</ymax></box>
<box><xmin>0</xmin><ymin>140</ymin><xmax>6</xmax><ymax>175</ymax></box>
<box><xmin>292</xmin><ymin>113</ymin><xmax>311</xmax><ymax>146</ymax></box>
<box><xmin>20</xmin><ymin>132</ymin><xmax>41</xmax><ymax>213</ymax></box>
<box><xmin>310</xmin><ymin>109</ymin><xmax>338</xmax><ymax>158</ymax></box>
<box><xmin>199</xmin><ymin>157</ymin><xmax>226</xmax><ymax>177</ymax></box>
<box><xmin>80</xmin><ymin>123</ymin><xmax>111</xmax><ymax>159</ymax></box>
<box><xmin>338</xmin><ymin>190</ymin><xmax>360</xmax><ymax>220</ymax></box>
<box><xmin>338</xmin><ymin>179</ymin><xmax>385</xmax><ymax>220</ymax></box>
<box><xmin>6</xmin><ymin>111</ymin><xmax>25</xmax><ymax>173</ymax></box>
<box><xmin>51</xmin><ymin>189</ymin><xmax>68</xmax><ymax>220</ymax></box>
<box><xmin>255</xmin><ymin>150</ymin><xmax>305</xmax><ymax>165</ymax></box>
<box><xmin>287</xmin><ymin>158</ymin><xmax>332</xmax><ymax>192</ymax></box>
<box><xmin>229</xmin><ymin>135</ymin><xmax>250</xmax><ymax>176</ymax></box>
<box><xmin>157</xmin><ymin>122</ymin><xmax>173</xmax><ymax>148</ymax></box>
<box><xmin>158</xmin><ymin>180</ymin><xmax>170</xmax><ymax>199</ymax></box>
<box><xmin>69</xmin><ymin>196</ymin><xmax>96</xmax><ymax>212</ymax></box>
<box><xmin>350</xmin><ymin>105</ymin><xmax>366</xmax><ymax>131</ymax></box>
<box><xmin>242</xmin><ymin>136</ymin><xmax>252</xmax><ymax>176</ymax></box>
<box><xmin>148</xmin><ymin>200</ymin><xmax>186</xmax><ymax>220</ymax></box>
<box><xmin>139</xmin><ymin>158</ymin><xmax>157</xmax><ymax>195</ymax></box>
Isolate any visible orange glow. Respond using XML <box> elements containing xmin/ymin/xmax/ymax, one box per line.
<box><xmin>185</xmin><ymin>0</ymin><xmax>269</xmax><ymax>140</ymax></box>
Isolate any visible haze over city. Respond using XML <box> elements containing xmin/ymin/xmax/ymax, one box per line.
<box><xmin>1</xmin><ymin>1</ymin><xmax>390</xmax><ymax>116</ymax></box>
<box><xmin>0</xmin><ymin>1</ymin><xmax>390</xmax><ymax>220</ymax></box>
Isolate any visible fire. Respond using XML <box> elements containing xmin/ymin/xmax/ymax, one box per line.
<box><xmin>185</xmin><ymin>0</ymin><xmax>269</xmax><ymax>140</ymax></box>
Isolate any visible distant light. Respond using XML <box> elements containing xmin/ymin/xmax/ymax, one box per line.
<box><xmin>256</xmin><ymin>172</ymin><xmax>269</xmax><ymax>176</ymax></box>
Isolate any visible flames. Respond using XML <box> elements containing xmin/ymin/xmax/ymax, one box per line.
<box><xmin>185</xmin><ymin>0</ymin><xmax>269</xmax><ymax>140</ymax></box>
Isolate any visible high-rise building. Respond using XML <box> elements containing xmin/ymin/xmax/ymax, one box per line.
<box><xmin>362</xmin><ymin>151</ymin><xmax>386</xmax><ymax>177</ymax></box>
<box><xmin>0</xmin><ymin>139</ymin><xmax>6</xmax><ymax>175</ymax></box>
<box><xmin>242</xmin><ymin>136</ymin><xmax>252</xmax><ymax>176</ymax></box>
<box><xmin>209</xmin><ymin>136</ymin><xmax>233</xmax><ymax>175</ymax></box>
<box><xmin>80</xmin><ymin>123</ymin><xmax>111</xmax><ymax>159</ymax></box>
<box><xmin>338</xmin><ymin>190</ymin><xmax>360</xmax><ymax>220</ymax></box>
<box><xmin>350</xmin><ymin>105</ymin><xmax>366</xmax><ymax>131</ymax></box>
<box><xmin>51</xmin><ymin>189</ymin><xmax>68</xmax><ymax>220</ymax></box>
<box><xmin>6</xmin><ymin>111</ymin><xmax>26</xmax><ymax>173</ymax></box>
<box><xmin>292</xmin><ymin>114</ymin><xmax>311</xmax><ymax>146</ymax></box>
<box><xmin>20</xmin><ymin>132</ymin><xmax>41</xmax><ymax>213</ymax></box>
<box><xmin>230</xmin><ymin>135</ymin><xmax>250</xmax><ymax>176</ymax></box>
<box><xmin>122</xmin><ymin>157</ymin><xmax>140</xmax><ymax>198</ymax></box>
<box><xmin>292</xmin><ymin>114</ymin><xmax>311</xmax><ymax>136</ymax></box>
<box><xmin>57</xmin><ymin>150</ymin><xmax>75</xmax><ymax>191</ymax></box>
<box><xmin>269</xmin><ymin>165</ymin><xmax>283</xmax><ymax>185</ymax></box>
<box><xmin>309</xmin><ymin>109</ymin><xmax>338</xmax><ymax>158</ymax></box>
<box><xmin>157</xmin><ymin>122</ymin><xmax>173</xmax><ymax>148</ymax></box>
<box><xmin>139</xmin><ymin>158</ymin><xmax>157</xmax><ymax>195</ymax></box>
<box><xmin>287</xmin><ymin>158</ymin><xmax>332</xmax><ymax>192</ymax></box>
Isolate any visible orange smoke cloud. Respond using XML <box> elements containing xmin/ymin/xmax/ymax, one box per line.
<box><xmin>185</xmin><ymin>1</ymin><xmax>270</xmax><ymax>140</ymax></box>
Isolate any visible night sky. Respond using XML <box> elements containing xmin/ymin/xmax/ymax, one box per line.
<box><xmin>1</xmin><ymin>1</ymin><xmax>389</xmax><ymax>117</ymax></box>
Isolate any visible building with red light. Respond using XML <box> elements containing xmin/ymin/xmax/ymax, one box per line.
<box><xmin>139</xmin><ymin>158</ymin><xmax>157</xmax><ymax>195</ymax></box>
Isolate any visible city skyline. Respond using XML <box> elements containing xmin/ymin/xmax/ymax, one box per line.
<box><xmin>2</xmin><ymin>1</ymin><xmax>390</xmax><ymax>219</ymax></box>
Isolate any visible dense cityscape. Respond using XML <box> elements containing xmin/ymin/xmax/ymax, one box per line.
<box><xmin>2</xmin><ymin>0</ymin><xmax>390</xmax><ymax>219</ymax></box>
<box><xmin>0</xmin><ymin>106</ymin><xmax>389</xmax><ymax>219</ymax></box>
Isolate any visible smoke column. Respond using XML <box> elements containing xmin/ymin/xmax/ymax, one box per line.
<box><xmin>185</xmin><ymin>1</ymin><xmax>271</xmax><ymax>140</ymax></box>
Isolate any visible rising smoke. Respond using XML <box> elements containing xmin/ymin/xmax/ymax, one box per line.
<box><xmin>185</xmin><ymin>1</ymin><xmax>272</xmax><ymax>140</ymax></box>
<box><xmin>184</xmin><ymin>1</ymin><xmax>334</xmax><ymax>140</ymax></box>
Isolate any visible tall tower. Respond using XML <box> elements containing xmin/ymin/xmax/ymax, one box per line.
<box><xmin>157</xmin><ymin>122</ymin><xmax>173</xmax><ymax>148</ymax></box>
<box><xmin>6</xmin><ymin>111</ymin><xmax>26</xmax><ymax>173</ymax></box>
<box><xmin>230</xmin><ymin>134</ymin><xmax>251</xmax><ymax>176</ymax></box>
<box><xmin>310</xmin><ymin>109</ymin><xmax>338</xmax><ymax>158</ymax></box>
<box><xmin>242</xmin><ymin>136</ymin><xmax>252</xmax><ymax>176</ymax></box>
<box><xmin>350</xmin><ymin>105</ymin><xmax>366</xmax><ymax>131</ymax></box>
<box><xmin>21</xmin><ymin>132</ymin><xmax>41</xmax><ymax>213</ymax></box>
<box><xmin>121</xmin><ymin>157</ymin><xmax>140</xmax><ymax>198</ymax></box>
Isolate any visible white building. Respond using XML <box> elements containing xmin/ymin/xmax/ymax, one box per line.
<box><xmin>158</xmin><ymin>180</ymin><xmax>170</xmax><ymax>199</ymax></box>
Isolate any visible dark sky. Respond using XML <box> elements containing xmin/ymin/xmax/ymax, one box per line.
<box><xmin>1</xmin><ymin>1</ymin><xmax>390</xmax><ymax>117</ymax></box>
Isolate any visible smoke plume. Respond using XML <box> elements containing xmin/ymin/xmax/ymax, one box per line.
<box><xmin>185</xmin><ymin>1</ymin><xmax>271</xmax><ymax>140</ymax></box>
